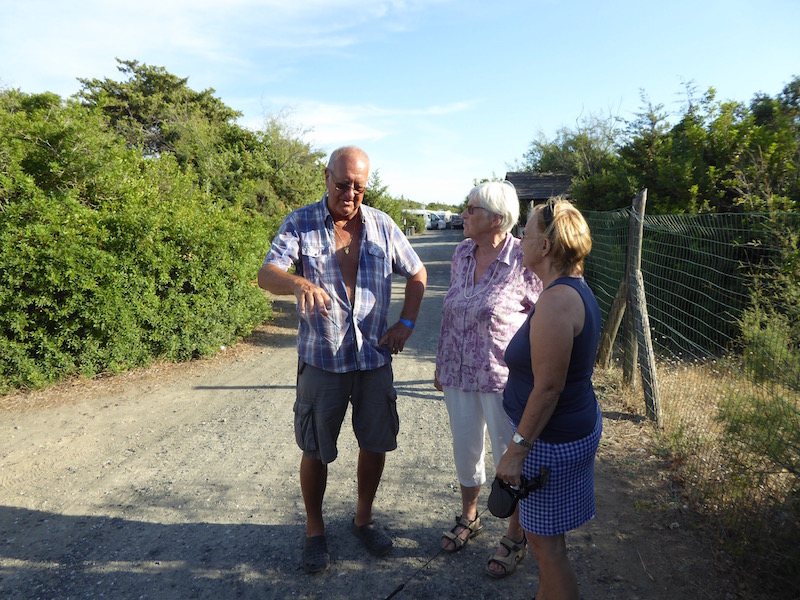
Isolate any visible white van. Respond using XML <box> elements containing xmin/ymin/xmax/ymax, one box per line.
<box><xmin>403</xmin><ymin>209</ymin><xmax>445</xmax><ymax>230</ymax></box>
<box><xmin>427</xmin><ymin>213</ymin><xmax>446</xmax><ymax>230</ymax></box>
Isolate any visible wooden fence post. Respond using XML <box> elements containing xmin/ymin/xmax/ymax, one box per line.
<box><xmin>595</xmin><ymin>189</ymin><xmax>662</xmax><ymax>425</ymax></box>
<box><xmin>627</xmin><ymin>190</ymin><xmax>662</xmax><ymax>425</ymax></box>
<box><xmin>623</xmin><ymin>193</ymin><xmax>644</xmax><ymax>387</ymax></box>
<box><xmin>623</xmin><ymin>302</ymin><xmax>638</xmax><ymax>388</ymax></box>
<box><xmin>596</xmin><ymin>280</ymin><xmax>627</xmax><ymax>369</ymax></box>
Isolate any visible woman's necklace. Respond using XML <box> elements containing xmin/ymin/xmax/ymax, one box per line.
<box><xmin>334</xmin><ymin>223</ymin><xmax>353</xmax><ymax>254</ymax></box>
<box><xmin>463</xmin><ymin>260</ymin><xmax>498</xmax><ymax>299</ymax></box>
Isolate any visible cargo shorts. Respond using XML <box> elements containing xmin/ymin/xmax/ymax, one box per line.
<box><xmin>293</xmin><ymin>360</ymin><xmax>399</xmax><ymax>464</ymax></box>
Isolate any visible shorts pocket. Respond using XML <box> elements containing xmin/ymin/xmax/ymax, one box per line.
<box><xmin>293</xmin><ymin>399</ymin><xmax>317</xmax><ymax>452</ymax></box>
<box><xmin>387</xmin><ymin>387</ymin><xmax>399</xmax><ymax>440</ymax></box>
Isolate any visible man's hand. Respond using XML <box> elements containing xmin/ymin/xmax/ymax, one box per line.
<box><xmin>293</xmin><ymin>279</ymin><xmax>332</xmax><ymax>317</ymax></box>
<box><xmin>257</xmin><ymin>264</ymin><xmax>332</xmax><ymax>317</ymax></box>
<box><xmin>379</xmin><ymin>320</ymin><xmax>413</xmax><ymax>354</ymax></box>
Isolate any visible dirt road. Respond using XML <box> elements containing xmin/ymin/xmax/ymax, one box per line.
<box><xmin>1</xmin><ymin>229</ymin><xmax>734</xmax><ymax>599</ymax></box>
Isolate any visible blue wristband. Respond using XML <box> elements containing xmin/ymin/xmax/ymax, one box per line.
<box><xmin>398</xmin><ymin>318</ymin><xmax>415</xmax><ymax>330</ymax></box>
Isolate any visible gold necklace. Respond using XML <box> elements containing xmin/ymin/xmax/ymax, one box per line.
<box><xmin>334</xmin><ymin>224</ymin><xmax>352</xmax><ymax>254</ymax></box>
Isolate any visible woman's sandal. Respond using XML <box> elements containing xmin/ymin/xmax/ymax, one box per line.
<box><xmin>441</xmin><ymin>514</ymin><xmax>483</xmax><ymax>553</ymax></box>
<box><xmin>486</xmin><ymin>534</ymin><xmax>527</xmax><ymax>579</ymax></box>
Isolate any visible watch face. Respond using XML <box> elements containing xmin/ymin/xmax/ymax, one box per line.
<box><xmin>513</xmin><ymin>432</ymin><xmax>532</xmax><ymax>448</ymax></box>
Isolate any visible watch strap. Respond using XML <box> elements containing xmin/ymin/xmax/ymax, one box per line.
<box><xmin>514</xmin><ymin>432</ymin><xmax>534</xmax><ymax>449</ymax></box>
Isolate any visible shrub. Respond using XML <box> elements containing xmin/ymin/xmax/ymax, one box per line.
<box><xmin>0</xmin><ymin>90</ymin><xmax>273</xmax><ymax>393</ymax></box>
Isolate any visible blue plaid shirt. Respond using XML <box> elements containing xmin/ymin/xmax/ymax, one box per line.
<box><xmin>264</xmin><ymin>195</ymin><xmax>424</xmax><ymax>373</ymax></box>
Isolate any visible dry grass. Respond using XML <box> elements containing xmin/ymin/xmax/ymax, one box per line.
<box><xmin>601</xmin><ymin>358</ymin><xmax>800</xmax><ymax>599</ymax></box>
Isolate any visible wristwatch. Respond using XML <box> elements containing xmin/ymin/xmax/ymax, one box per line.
<box><xmin>512</xmin><ymin>432</ymin><xmax>534</xmax><ymax>449</ymax></box>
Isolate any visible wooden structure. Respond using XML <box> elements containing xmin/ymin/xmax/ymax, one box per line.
<box><xmin>504</xmin><ymin>172</ymin><xmax>572</xmax><ymax>203</ymax></box>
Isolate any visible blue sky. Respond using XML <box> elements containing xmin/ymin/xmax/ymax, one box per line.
<box><xmin>2</xmin><ymin>0</ymin><xmax>798</xmax><ymax>207</ymax></box>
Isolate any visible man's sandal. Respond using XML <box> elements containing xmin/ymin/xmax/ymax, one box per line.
<box><xmin>302</xmin><ymin>535</ymin><xmax>330</xmax><ymax>573</ymax></box>
<box><xmin>486</xmin><ymin>534</ymin><xmax>527</xmax><ymax>579</ymax></box>
<box><xmin>441</xmin><ymin>514</ymin><xmax>483</xmax><ymax>553</ymax></box>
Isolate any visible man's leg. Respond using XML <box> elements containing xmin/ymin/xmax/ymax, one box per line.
<box><xmin>354</xmin><ymin>449</ymin><xmax>385</xmax><ymax>527</ymax></box>
<box><xmin>348</xmin><ymin>366</ymin><xmax>395</xmax><ymax>556</ymax></box>
<box><xmin>300</xmin><ymin>455</ymin><xmax>328</xmax><ymax>537</ymax></box>
<box><xmin>300</xmin><ymin>454</ymin><xmax>331</xmax><ymax>573</ymax></box>
<box><xmin>351</xmin><ymin>448</ymin><xmax>393</xmax><ymax>557</ymax></box>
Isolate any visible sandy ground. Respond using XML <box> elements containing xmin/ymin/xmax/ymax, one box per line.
<box><xmin>0</xmin><ymin>229</ymin><xmax>740</xmax><ymax>600</ymax></box>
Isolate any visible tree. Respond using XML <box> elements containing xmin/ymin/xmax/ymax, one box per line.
<box><xmin>520</xmin><ymin>78</ymin><xmax>800</xmax><ymax>214</ymax></box>
<box><xmin>77</xmin><ymin>59</ymin><xmax>325</xmax><ymax>217</ymax></box>
<box><xmin>1</xmin><ymin>87</ymin><xmax>274</xmax><ymax>390</ymax></box>
<box><xmin>521</xmin><ymin>112</ymin><xmax>629</xmax><ymax>210</ymax></box>
<box><xmin>362</xmin><ymin>170</ymin><xmax>403</xmax><ymax>223</ymax></box>
<box><xmin>77</xmin><ymin>59</ymin><xmax>239</xmax><ymax>159</ymax></box>
<box><xmin>736</xmin><ymin>77</ymin><xmax>800</xmax><ymax>211</ymax></box>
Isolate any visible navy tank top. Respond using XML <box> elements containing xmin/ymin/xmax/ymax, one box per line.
<box><xmin>502</xmin><ymin>276</ymin><xmax>601</xmax><ymax>443</ymax></box>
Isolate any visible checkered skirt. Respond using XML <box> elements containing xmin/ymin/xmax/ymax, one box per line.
<box><xmin>518</xmin><ymin>404</ymin><xmax>602</xmax><ymax>536</ymax></box>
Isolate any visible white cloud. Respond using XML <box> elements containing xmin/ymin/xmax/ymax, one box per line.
<box><xmin>248</xmin><ymin>97</ymin><xmax>473</xmax><ymax>145</ymax></box>
<box><xmin>1</xmin><ymin>0</ymin><xmax>455</xmax><ymax>96</ymax></box>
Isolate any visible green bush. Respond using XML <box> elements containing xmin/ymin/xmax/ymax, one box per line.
<box><xmin>0</xmin><ymin>90</ymin><xmax>274</xmax><ymax>393</ymax></box>
<box><xmin>710</xmin><ymin>212</ymin><xmax>800</xmax><ymax>597</ymax></box>
<box><xmin>741</xmin><ymin>304</ymin><xmax>800</xmax><ymax>391</ymax></box>
<box><xmin>717</xmin><ymin>384</ymin><xmax>800</xmax><ymax>482</ymax></box>
<box><xmin>0</xmin><ymin>164</ymin><xmax>274</xmax><ymax>391</ymax></box>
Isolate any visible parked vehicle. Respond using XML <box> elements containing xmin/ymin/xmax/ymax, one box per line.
<box><xmin>450</xmin><ymin>214</ymin><xmax>463</xmax><ymax>228</ymax></box>
<box><xmin>427</xmin><ymin>213</ymin><xmax>446</xmax><ymax>230</ymax></box>
<box><xmin>434</xmin><ymin>211</ymin><xmax>453</xmax><ymax>228</ymax></box>
<box><xmin>402</xmin><ymin>208</ymin><xmax>448</xmax><ymax>230</ymax></box>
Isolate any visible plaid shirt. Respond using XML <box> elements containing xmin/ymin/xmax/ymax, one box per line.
<box><xmin>264</xmin><ymin>195</ymin><xmax>424</xmax><ymax>373</ymax></box>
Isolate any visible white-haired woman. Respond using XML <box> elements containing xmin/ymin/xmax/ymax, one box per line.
<box><xmin>434</xmin><ymin>181</ymin><xmax>542</xmax><ymax>578</ymax></box>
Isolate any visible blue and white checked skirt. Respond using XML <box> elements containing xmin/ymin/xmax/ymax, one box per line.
<box><xmin>518</xmin><ymin>404</ymin><xmax>602</xmax><ymax>536</ymax></box>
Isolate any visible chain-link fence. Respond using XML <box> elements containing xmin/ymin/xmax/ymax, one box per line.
<box><xmin>584</xmin><ymin>206</ymin><xmax>799</xmax><ymax>583</ymax></box>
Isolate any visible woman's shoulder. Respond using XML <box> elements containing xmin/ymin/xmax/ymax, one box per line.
<box><xmin>505</xmin><ymin>235</ymin><xmax>524</xmax><ymax>256</ymax></box>
<box><xmin>540</xmin><ymin>279</ymin><xmax>583</xmax><ymax>306</ymax></box>
<box><xmin>453</xmin><ymin>238</ymin><xmax>475</xmax><ymax>257</ymax></box>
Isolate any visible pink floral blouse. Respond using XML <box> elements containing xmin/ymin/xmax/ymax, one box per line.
<box><xmin>435</xmin><ymin>235</ymin><xmax>542</xmax><ymax>393</ymax></box>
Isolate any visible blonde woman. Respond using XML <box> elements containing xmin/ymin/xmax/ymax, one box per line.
<box><xmin>496</xmin><ymin>197</ymin><xmax>602</xmax><ymax>600</ymax></box>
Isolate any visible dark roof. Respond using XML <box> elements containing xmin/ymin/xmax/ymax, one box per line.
<box><xmin>504</xmin><ymin>172</ymin><xmax>572</xmax><ymax>202</ymax></box>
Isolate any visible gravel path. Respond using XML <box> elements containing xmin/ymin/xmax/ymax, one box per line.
<box><xmin>0</xmin><ymin>229</ymin><xmax>733</xmax><ymax>599</ymax></box>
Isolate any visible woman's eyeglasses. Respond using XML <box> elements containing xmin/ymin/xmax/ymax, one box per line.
<box><xmin>465</xmin><ymin>205</ymin><xmax>489</xmax><ymax>215</ymax></box>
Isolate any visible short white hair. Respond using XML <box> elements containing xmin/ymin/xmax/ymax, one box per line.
<box><xmin>467</xmin><ymin>181</ymin><xmax>520</xmax><ymax>233</ymax></box>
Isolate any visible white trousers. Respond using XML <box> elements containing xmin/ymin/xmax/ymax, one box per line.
<box><xmin>442</xmin><ymin>387</ymin><xmax>514</xmax><ymax>488</ymax></box>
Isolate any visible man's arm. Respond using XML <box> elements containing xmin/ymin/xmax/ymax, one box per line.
<box><xmin>399</xmin><ymin>265</ymin><xmax>427</xmax><ymax>324</ymax></box>
<box><xmin>378</xmin><ymin>265</ymin><xmax>427</xmax><ymax>354</ymax></box>
<box><xmin>257</xmin><ymin>263</ymin><xmax>332</xmax><ymax>317</ymax></box>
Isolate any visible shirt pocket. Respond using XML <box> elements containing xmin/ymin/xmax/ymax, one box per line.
<box><xmin>364</xmin><ymin>242</ymin><xmax>392</xmax><ymax>278</ymax></box>
<box><xmin>300</xmin><ymin>242</ymin><xmax>329</xmax><ymax>280</ymax></box>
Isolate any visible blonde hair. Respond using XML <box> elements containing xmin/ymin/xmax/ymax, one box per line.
<box><xmin>530</xmin><ymin>196</ymin><xmax>592</xmax><ymax>275</ymax></box>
